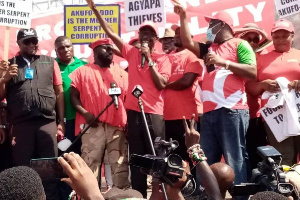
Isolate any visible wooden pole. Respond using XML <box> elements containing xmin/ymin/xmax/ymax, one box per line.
<box><xmin>3</xmin><ymin>26</ymin><xmax>10</xmax><ymax>61</ymax></box>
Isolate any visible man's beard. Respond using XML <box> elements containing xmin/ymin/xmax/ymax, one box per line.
<box><xmin>98</xmin><ymin>55</ymin><xmax>113</xmax><ymax>67</ymax></box>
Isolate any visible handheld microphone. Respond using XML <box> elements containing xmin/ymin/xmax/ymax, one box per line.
<box><xmin>132</xmin><ymin>85</ymin><xmax>143</xmax><ymax>98</ymax></box>
<box><xmin>141</xmin><ymin>42</ymin><xmax>148</xmax><ymax>68</ymax></box>
<box><xmin>108</xmin><ymin>82</ymin><xmax>121</xmax><ymax>110</ymax></box>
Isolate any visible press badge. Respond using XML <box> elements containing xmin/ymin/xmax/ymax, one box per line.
<box><xmin>25</xmin><ymin>68</ymin><xmax>34</xmax><ymax>79</ymax></box>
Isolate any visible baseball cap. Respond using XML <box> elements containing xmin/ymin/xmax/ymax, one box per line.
<box><xmin>17</xmin><ymin>28</ymin><xmax>38</xmax><ymax>41</ymax></box>
<box><xmin>139</xmin><ymin>21</ymin><xmax>158</xmax><ymax>36</ymax></box>
<box><xmin>171</xmin><ymin>24</ymin><xmax>180</xmax><ymax>32</ymax></box>
<box><xmin>89</xmin><ymin>38</ymin><xmax>113</xmax><ymax>50</ymax></box>
<box><xmin>128</xmin><ymin>37</ymin><xmax>139</xmax><ymax>45</ymax></box>
<box><xmin>271</xmin><ymin>19</ymin><xmax>294</xmax><ymax>33</ymax></box>
<box><xmin>205</xmin><ymin>11</ymin><xmax>233</xmax><ymax>30</ymax></box>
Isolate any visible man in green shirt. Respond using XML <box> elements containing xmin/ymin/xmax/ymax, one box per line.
<box><xmin>54</xmin><ymin>36</ymin><xmax>87</xmax><ymax>145</ymax></box>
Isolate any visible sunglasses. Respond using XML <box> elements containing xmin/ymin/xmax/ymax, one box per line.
<box><xmin>23</xmin><ymin>38</ymin><xmax>38</xmax><ymax>46</ymax></box>
<box><xmin>246</xmin><ymin>37</ymin><xmax>260</xmax><ymax>44</ymax></box>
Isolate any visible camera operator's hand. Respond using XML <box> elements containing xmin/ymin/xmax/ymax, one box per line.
<box><xmin>165</xmin><ymin>161</ymin><xmax>190</xmax><ymax>200</ymax></box>
<box><xmin>183</xmin><ymin>114</ymin><xmax>200</xmax><ymax>148</ymax></box>
<box><xmin>58</xmin><ymin>152</ymin><xmax>104</xmax><ymax>200</ymax></box>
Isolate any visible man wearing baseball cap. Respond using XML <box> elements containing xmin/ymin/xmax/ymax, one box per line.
<box><xmin>247</xmin><ymin>19</ymin><xmax>300</xmax><ymax>166</ymax></box>
<box><xmin>0</xmin><ymin>27</ymin><xmax>65</xmax><ymax>199</ymax></box>
<box><xmin>159</xmin><ymin>28</ymin><xmax>176</xmax><ymax>53</ymax></box>
<box><xmin>173</xmin><ymin>2</ymin><xmax>257</xmax><ymax>191</ymax></box>
<box><xmin>69</xmin><ymin>38</ymin><xmax>129</xmax><ymax>189</ymax></box>
<box><xmin>86</xmin><ymin>0</ymin><xmax>171</xmax><ymax>197</ymax></box>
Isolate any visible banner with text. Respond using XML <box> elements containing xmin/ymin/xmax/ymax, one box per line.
<box><xmin>64</xmin><ymin>4</ymin><xmax>120</xmax><ymax>44</ymax></box>
<box><xmin>274</xmin><ymin>0</ymin><xmax>300</xmax><ymax>18</ymax></box>
<box><xmin>0</xmin><ymin>0</ymin><xmax>32</xmax><ymax>28</ymax></box>
<box><xmin>124</xmin><ymin>0</ymin><xmax>165</xmax><ymax>32</ymax></box>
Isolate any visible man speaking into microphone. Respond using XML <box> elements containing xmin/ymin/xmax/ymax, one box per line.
<box><xmin>85</xmin><ymin>0</ymin><xmax>172</xmax><ymax>196</ymax></box>
<box><xmin>69</xmin><ymin>38</ymin><xmax>130</xmax><ymax>189</ymax></box>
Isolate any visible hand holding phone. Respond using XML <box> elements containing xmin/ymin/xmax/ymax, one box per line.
<box><xmin>30</xmin><ymin>157</ymin><xmax>67</xmax><ymax>180</ymax></box>
<box><xmin>58</xmin><ymin>152</ymin><xmax>104</xmax><ymax>200</ymax></box>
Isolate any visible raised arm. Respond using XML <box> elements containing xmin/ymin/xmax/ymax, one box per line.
<box><xmin>0</xmin><ymin>61</ymin><xmax>18</xmax><ymax>101</ymax></box>
<box><xmin>183</xmin><ymin>114</ymin><xmax>223</xmax><ymax>200</ymax></box>
<box><xmin>86</xmin><ymin>0</ymin><xmax>124</xmax><ymax>51</ymax></box>
<box><xmin>173</xmin><ymin>0</ymin><xmax>201</xmax><ymax>58</ymax></box>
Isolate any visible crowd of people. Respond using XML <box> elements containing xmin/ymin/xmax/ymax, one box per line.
<box><xmin>0</xmin><ymin>0</ymin><xmax>300</xmax><ymax>199</ymax></box>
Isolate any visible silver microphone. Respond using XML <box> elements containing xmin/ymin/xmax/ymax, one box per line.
<box><xmin>108</xmin><ymin>82</ymin><xmax>121</xmax><ymax>110</ymax></box>
<box><xmin>141</xmin><ymin>42</ymin><xmax>148</xmax><ymax>68</ymax></box>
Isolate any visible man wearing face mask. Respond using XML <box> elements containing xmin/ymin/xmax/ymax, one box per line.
<box><xmin>69</xmin><ymin>38</ymin><xmax>129</xmax><ymax>189</ymax></box>
<box><xmin>174</xmin><ymin>2</ymin><xmax>257</xmax><ymax>190</ymax></box>
<box><xmin>159</xmin><ymin>28</ymin><xmax>176</xmax><ymax>54</ymax></box>
<box><xmin>85</xmin><ymin>0</ymin><xmax>171</xmax><ymax>197</ymax></box>
<box><xmin>0</xmin><ymin>28</ymin><xmax>65</xmax><ymax>200</ymax></box>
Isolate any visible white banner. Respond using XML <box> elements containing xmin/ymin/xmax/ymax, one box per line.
<box><xmin>124</xmin><ymin>0</ymin><xmax>166</xmax><ymax>32</ymax></box>
<box><xmin>0</xmin><ymin>0</ymin><xmax>32</xmax><ymax>28</ymax></box>
<box><xmin>274</xmin><ymin>0</ymin><xmax>300</xmax><ymax>18</ymax></box>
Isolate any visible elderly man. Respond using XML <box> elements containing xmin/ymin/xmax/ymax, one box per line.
<box><xmin>159</xmin><ymin>28</ymin><xmax>176</xmax><ymax>54</ymax></box>
<box><xmin>70</xmin><ymin>38</ymin><xmax>129</xmax><ymax>189</ymax></box>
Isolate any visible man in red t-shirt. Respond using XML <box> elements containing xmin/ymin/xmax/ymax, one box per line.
<box><xmin>164</xmin><ymin>24</ymin><xmax>203</xmax><ymax>167</ymax></box>
<box><xmin>86</xmin><ymin>1</ymin><xmax>171</xmax><ymax>197</ymax></box>
<box><xmin>70</xmin><ymin>38</ymin><xmax>129</xmax><ymax>189</ymax></box>
<box><xmin>173</xmin><ymin>2</ymin><xmax>257</xmax><ymax>191</ymax></box>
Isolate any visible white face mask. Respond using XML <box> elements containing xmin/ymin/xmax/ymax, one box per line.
<box><xmin>206</xmin><ymin>23</ymin><xmax>222</xmax><ymax>43</ymax></box>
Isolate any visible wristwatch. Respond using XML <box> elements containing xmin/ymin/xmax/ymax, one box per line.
<box><xmin>148</xmin><ymin>60</ymin><xmax>157</xmax><ymax>67</ymax></box>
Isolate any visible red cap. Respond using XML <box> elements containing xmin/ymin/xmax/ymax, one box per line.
<box><xmin>139</xmin><ymin>21</ymin><xmax>158</xmax><ymax>36</ymax></box>
<box><xmin>171</xmin><ymin>24</ymin><xmax>180</xmax><ymax>32</ymax></box>
<box><xmin>128</xmin><ymin>37</ymin><xmax>139</xmax><ymax>45</ymax></box>
<box><xmin>205</xmin><ymin>11</ymin><xmax>233</xmax><ymax>30</ymax></box>
<box><xmin>89</xmin><ymin>38</ymin><xmax>113</xmax><ymax>50</ymax></box>
<box><xmin>271</xmin><ymin>19</ymin><xmax>294</xmax><ymax>33</ymax></box>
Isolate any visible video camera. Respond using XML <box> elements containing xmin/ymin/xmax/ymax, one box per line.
<box><xmin>230</xmin><ymin>146</ymin><xmax>298</xmax><ymax>199</ymax></box>
<box><xmin>129</xmin><ymin>137</ymin><xmax>184</xmax><ymax>186</ymax></box>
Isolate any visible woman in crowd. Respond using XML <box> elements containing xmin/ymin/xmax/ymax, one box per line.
<box><xmin>246</xmin><ymin>19</ymin><xmax>300</xmax><ymax>166</ymax></box>
<box><xmin>235</xmin><ymin>23</ymin><xmax>271</xmax><ymax>170</ymax></box>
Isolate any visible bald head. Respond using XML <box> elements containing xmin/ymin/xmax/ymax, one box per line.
<box><xmin>210</xmin><ymin>162</ymin><xmax>235</xmax><ymax>198</ymax></box>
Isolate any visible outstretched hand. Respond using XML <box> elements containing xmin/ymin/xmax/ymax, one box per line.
<box><xmin>85</xmin><ymin>0</ymin><xmax>96</xmax><ymax>10</ymax></box>
<box><xmin>172</xmin><ymin>0</ymin><xmax>186</xmax><ymax>17</ymax></box>
<box><xmin>183</xmin><ymin>114</ymin><xmax>200</xmax><ymax>149</ymax></box>
<box><xmin>58</xmin><ymin>152</ymin><xmax>104</xmax><ymax>200</ymax></box>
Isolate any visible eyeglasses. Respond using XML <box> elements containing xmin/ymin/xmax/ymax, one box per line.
<box><xmin>23</xmin><ymin>38</ymin><xmax>38</xmax><ymax>46</ymax></box>
<box><xmin>246</xmin><ymin>37</ymin><xmax>260</xmax><ymax>44</ymax></box>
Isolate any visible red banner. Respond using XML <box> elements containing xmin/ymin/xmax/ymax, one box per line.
<box><xmin>0</xmin><ymin>0</ymin><xmax>275</xmax><ymax>66</ymax></box>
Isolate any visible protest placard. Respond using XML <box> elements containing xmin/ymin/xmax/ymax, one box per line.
<box><xmin>124</xmin><ymin>0</ymin><xmax>165</xmax><ymax>32</ymax></box>
<box><xmin>0</xmin><ymin>0</ymin><xmax>32</xmax><ymax>28</ymax></box>
<box><xmin>274</xmin><ymin>0</ymin><xmax>300</xmax><ymax>18</ymax></box>
<box><xmin>64</xmin><ymin>4</ymin><xmax>120</xmax><ymax>44</ymax></box>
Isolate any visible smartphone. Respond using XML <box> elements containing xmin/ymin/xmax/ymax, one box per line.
<box><xmin>30</xmin><ymin>157</ymin><xmax>67</xmax><ymax>180</ymax></box>
<box><xmin>229</xmin><ymin>183</ymin><xmax>260</xmax><ymax>196</ymax></box>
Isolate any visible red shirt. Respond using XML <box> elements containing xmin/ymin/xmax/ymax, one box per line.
<box><xmin>122</xmin><ymin>43</ymin><xmax>171</xmax><ymax>115</ymax></box>
<box><xmin>69</xmin><ymin>63</ymin><xmax>128</xmax><ymax>135</ymax></box>
<box><xmin>257</xmin><ymin>48</ymin><xmax>300</xmax><ymax>108</ymax></box>
<box><xmin>164</xmin><ymin>49</ymin><xmax>203</xmax><ymax>120</ymax></box>
<box><xmin>202</xmin><ymin>38</ymin><xmax>254</xmax><ymax>113</ymax></box>
<box><xmin>53</xmin><ymin>61</ymin><xmax>63</xmax><ymax>85</ymax></box>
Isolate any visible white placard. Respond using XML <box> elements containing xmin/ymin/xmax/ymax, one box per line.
<box><xmin>124</xmin><ymin>0</ymin><xmax>166</xmax><ymax>32</ymax></box>
<box><xmin>0</xmin><ymin>0</ymin><xmax>32</xmax><ymax>28</ymax></box>
<box><xmin>274</xmin><ymin>0</ymin><xmax>300</xmax><ymax>18</ymax></box>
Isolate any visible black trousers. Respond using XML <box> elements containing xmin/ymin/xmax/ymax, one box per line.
<box><xmin>127</xmin><ymin>110</ymin><xmax>165</xmax><ymax>198</ymax></box>
<box><xmin>245</xmin><ymin>117</ymin><xmax>268</xmax><ymax>171</ymax></box>
<box><xmin>11</xmin><ymin>117</ymin><xmax>59</xmax><ymax>200</ymax></box>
